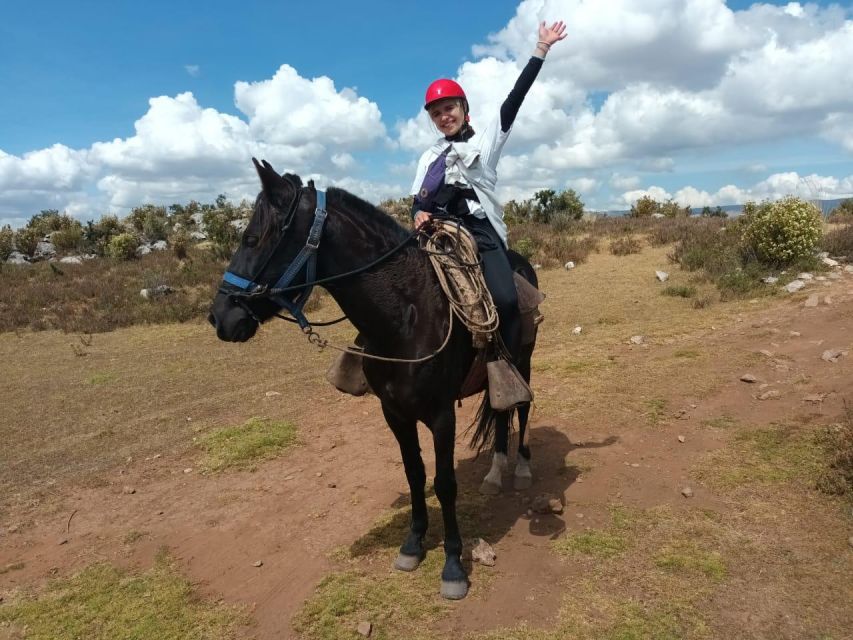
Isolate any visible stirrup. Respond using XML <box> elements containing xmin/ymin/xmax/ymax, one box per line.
<box><xmin>486</xmin><ymin>359</ymin><xmax>533</xmax><ymax>411</ymax></box>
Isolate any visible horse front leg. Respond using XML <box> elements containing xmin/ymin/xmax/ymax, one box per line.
<box><xmin>429</xmin><ymin>406</ymin><xmax>468</xmax><ymax>600</ymax></box>
<box><xmin>383</xmin><ymin>404</ymin><xmax>428</xmax><ymax>572</ymax></box>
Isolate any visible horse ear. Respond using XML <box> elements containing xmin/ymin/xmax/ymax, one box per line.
<box><xmin>252</xmin><ymin>157</ymin><xmax>295</xmax><ymax>206</ymax></box>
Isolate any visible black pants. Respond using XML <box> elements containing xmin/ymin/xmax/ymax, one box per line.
<box><xmin>456</xmin><ymin>215</ymin><xmax>520</xmax><ymax>360</ymax></box>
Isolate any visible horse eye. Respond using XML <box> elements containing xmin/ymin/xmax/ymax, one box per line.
<box><xmin>244</xmin><ymin>235</ymin><xmax>258</xmax><ymax>248</ymax></box>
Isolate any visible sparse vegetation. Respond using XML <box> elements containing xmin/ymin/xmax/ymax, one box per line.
<box><xmin>0</xmin><ymin>551</ymin><xmax>243</xmax><ymax>639</ymax></box>
<box><xmin>662</xmin><ymin>285</ymin><xmax>697</xmax><ymax>298</ymax></box>
<box><xmin>200</xmin><ymin>417</ymin><xmax>298</xmax><ymax>472</ymax></box>
<box><xmin>609</xmin><ymin>235</ymin><xmax>642</xmax><ymax>255</ymax></box>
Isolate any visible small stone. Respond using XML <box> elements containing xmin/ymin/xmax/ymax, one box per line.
<box><xmin>572</xmin><ymin>326</ymin><xmax>582</xmax><ymax>335</ymax></box>
<box><xmin>533</xmin><ymin>263</ymin><xmax>542</xmax><ymax>270</ymax></box>
<box><xmin>357</xmin><ymin>621</ymin><xmax>373</xmax><ymax>637</ymax></box>
<box><xmin>630</xmin><ymin>463</ymin><xmax>640</xmax><ymax>468</ymax></box>
<box><xmin>681</xmin><ymin>487</ymin><xmax>694</xmax><ymax>498</ymax></box>
<box><xmin>630</xmin><ymin>335</ymin><xmax>644</xmax><ymax>345</ymax></box>
<box><xmin>58</xmin><ymin>538</ymin><xmax>69</xmax><ymax>545</ymax></box>
<box><xmin>253</xmin><ymin>560</ymin><xmax>263</xmax><ymax>567</ymax></box>
<box><xmin>803</xmin><ymin>394</ymin><xmax>826</xmax><ymax>403</ymax></box>
<box><xmin>784</xmin><ymin>280</ymin><xmax>805</xmax><ymax>293</ymax></box>
<box><xmin>183</xmin><ymin>468</ymin><xmax>193</xmax><ymax>474</ymax></box>
<box><xmin>740</xmin><ymin>373</ymin><xmax>757</xmax><ymax>383</ymax></box>
<box><xmin>471</xmin><ymin>538</ymin><xmax>497</xmax><ymax>566</ymax></box>
<box><xmin>822</xmin><ymin>257</ymin><xmax>840</xmax><ymax>267</ymax></box>
<box><xmin>845</xmin><ymin>265</ymin><xmax>853</xmax><ymax>274</ymax></box>
<box><xmin>797</xmin><ymin>272</ymin><xmax>814</xmax><ymax>281</ymax></box>
<box><xmin>848</xmin><ymin>536</ymin><xmax>853</xmax><ymax>548</ymax></box>
<box><xmin>655</xmin><ymin>270</ymin><xmax>669</xmax><ymax>282</ymax></box>
<box><xmin>531</xmin><ymin>494</ymin><xmax>562</xmax><ymax>514</ymax></box>
<box><xmin>822</xmin><ymin>349</ymin><xmax>846</xmax><ymax>363</ymax></box>
<box><xmin>327</xmin><ymin>482</ymin><xmax>337</xmax><ymax>488</ymax></box>
<box><xmin>265</xmin><ymin>391</ymin><xmax>281</xmax><ymax>397</ymax></box>
<box><xmin>316</xmin><ymin>472</ymin><xmax>323</xmax><ymax>477</ymax></box>
<box><xmin>564</xmin><ymin>261</ymin><xmax>575</xmax><ymax>270</ymax></box>
<box><xmin>762</xmin><ymin>276</ymin><xmax>779</xmax><ymax>284</ymax></box>
<box><xmin>153</xmin><ymin>453</ymin><xmax>162</xmax><ymax>459</ymax></box>
<box><xmin>804</xmin><ymin>294</ymin><xmax>819</xmax><ymax>308</ymax></box>
<box><xmin>122</xmin><ymin>486</ymin><xmax>136</xmax><ymax>495</ymax></box>
<box><xmin>758</xmin><ymin>350</ymin><xmax>774</xmax><ymax>358</ymax></box>
<box><xmin>758</xmin><ymin>390</ymin><xmax>781</xmax><ymax>401</ymax></box>
<box><xmin>789</xmin><ymin>331</ymin><xmax>801</xmax><ymax>337</ymax></box>
<box><xmin>824</xmin><ymin>296</ymin><xmax>833</xmax><ymax>305</ymax></box>
<box><xmin>678</xmin><ymin>436</ymin><xmax>686</xmax><ymax>443</ymax></box>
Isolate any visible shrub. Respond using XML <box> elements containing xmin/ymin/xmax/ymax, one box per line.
<box><xmin>172</xmin><ymin>230</ymin><xmax>190</xmax><ymax>260</ymax></box>
<box><xmin>84</xmin><ymin>215</ymin><xmax>124</xmax><ymax>256</ymax></box>
<box><xmin>107</xmin><ymin>232</ymin><xmax>139</xmax><ymax>260</ymax></box>
<box><xmin>14</xmin><ymin>227</ymin><xmax>41</xmax><ymax>257</ymax></box>
<box><xmin>630</xmin><ymin>195</ymin><xmax>659</xmax><ymax>218</ymax></box>
<box><xmin>827</xmin><ymin>198</ymin><xmax>853</xmax><ymax>222</ymax></box>
<box><xmin>609</xmin><ymin>236</ymin><xmax>642</xmax><ymax>255</ymax></box>
<box><xmin>0</xmin><ymin>226</ymin><xmax>13</xmax><ymax>261</ymax></box>
<box><xmin>513</xmin><ymin>237</ymin><xmax>536</xmax><ymax>260</ymax></box>
<box><xmin>662</xmin><ymin>285</ymin><xmax>697</xmax><ymax>298</ymax></box>
<box><xmin>742</xmin><ymin>197</ymin><xmax>822</xmax><ymax>266</ymax></box>
<box><xmin>203</xmin><ymin>209</ymin><xmax>240</xmax><ymax>260</ymax></box>
<box><xmin>379</xmin><ymin>196</ymin><xmax>414</xmax><ymax>227</ymax></box>
<box><xmin>26</xmin><ymin>209</ymin><xmax>76</xmax><ymax>235</ymax></box>
<box><xmin>52</xmin><ymin>225</ymin><xmax>84</xmax><ymax>251</ymax></box>
<box><xmin>821</xmin><ymin>223</ymin><xmax>853</xmax><ymax>258</ymax></box>
<box><xmin>532</xmin><ymin>188</ymin><xmax>584</xmax><ymax>223</ymax></box>
<box><xmin>659</xmin><ymin>200</ymin><xmax>691</xmax><ymax>218</ymax></box>
<box><xmin>142</xmin><ymin>210</ymin><xmax>169</xmax><ymax>242</ymax></box>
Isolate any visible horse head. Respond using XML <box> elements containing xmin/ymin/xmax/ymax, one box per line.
<box><xmin>208</xmin><ymin>158</ymin><xmax>312</xmax><ymax>342</ymax></box>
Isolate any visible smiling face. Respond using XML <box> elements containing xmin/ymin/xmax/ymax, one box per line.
<box><xmin>428</xmin><ymin>98</ymin><xmax>466</xmax><ymax>137</ymax></box>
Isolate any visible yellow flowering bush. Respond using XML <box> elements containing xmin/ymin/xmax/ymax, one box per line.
<box><xmin>742</xmin><ymin>196</ymin><xmax>822</xmax><ymax>265</ymax></box>
<box><xmin>107</xmin><ymin>232</ymin><xmax>140</xmax><ymax>260</ymax></box>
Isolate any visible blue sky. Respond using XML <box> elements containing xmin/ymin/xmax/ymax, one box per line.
<box><xmin>1</xmin><ymin>0</ymin><xmax>852</xmax><ymax>226</ymax></box>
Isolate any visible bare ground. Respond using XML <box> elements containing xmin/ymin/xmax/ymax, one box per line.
<box><xmin>1</xmin><ymin>247</ymin><xmax>852</xmax><ymax>639</ymax></box>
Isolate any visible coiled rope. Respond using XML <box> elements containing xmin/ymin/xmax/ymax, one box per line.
<box><xmin>421</xmin><ymin>219</ymin><xmax>499</xmax><ymax>348</ymax></box>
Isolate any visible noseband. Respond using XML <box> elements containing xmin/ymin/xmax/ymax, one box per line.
<box><xmin>220</xmin><ymin>187</ymin><xmax>328</xmax><ymax>331</ymax></box>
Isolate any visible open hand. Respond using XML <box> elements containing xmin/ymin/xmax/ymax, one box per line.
<box><xmin>539</xmin><ymin>20</ymin><xmax>567</xmax><ymax>47</ymax></box>
<box><xmin>414</xmin><ymin>211</ymin><xmax>433</xmax><ymax>230</ymax></box>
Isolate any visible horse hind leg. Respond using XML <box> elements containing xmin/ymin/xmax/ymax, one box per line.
<box><xmin>514</xmin><ymin>402</ymin><xmax>533</xmax><ymax>490</ymax></box>
<box><xmin>513</xmin><ymin>345</ymin><xmax>534</xmax><ymax>490</ymax></box>
<box><xmin>479</xmin><ymin>411</ymin><xmax>510</xmax><ymax>495</ymax></box>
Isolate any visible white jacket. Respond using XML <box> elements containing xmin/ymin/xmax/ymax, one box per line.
<box><xmin>411</xmin><ymin>115</ymin><xmax>512</xmax><ymax>247</ymax></box>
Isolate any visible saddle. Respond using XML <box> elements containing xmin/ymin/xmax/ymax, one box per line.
<box><xmin>326</xmin><ymin>223</ymin><xmax>545</xmax><ymax>409</ymax></box>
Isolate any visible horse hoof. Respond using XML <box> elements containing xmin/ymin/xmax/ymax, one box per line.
<box><xmin>393</xmin><ymin>552</ymin><xmax>423</xmax><ymax>572</ymax></box>
<box><xmin>479</xmin><ymin>479</ymin><xmax>501</xmax><ymax>495</ymax></box>
<box><xmin>513</xmin><ymin>474</ymin><xmax>532</xmax><ymax>490</ymax></box>
<box><xmin>440</xmin><ymin>580</ymin><xmax>468</xmax><ymax>600</ymax></box>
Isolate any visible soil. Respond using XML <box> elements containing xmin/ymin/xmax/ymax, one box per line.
<box><xmin>1</xmin><ymin>261</ymin><xmax>852</xmax><ymax>639</ymax></box>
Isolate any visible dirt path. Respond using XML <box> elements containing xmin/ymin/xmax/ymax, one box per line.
<box><xmin>2</xmin><ymin>252</ymin><xmax>852</xmax><ymax>639</ymax></box>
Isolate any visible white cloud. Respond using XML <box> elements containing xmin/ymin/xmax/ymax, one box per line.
<box><xmin>235</xmin><ymin>64</ymin><xmax>386</xmax><ymax>148</ymax></box>
<box><xmin>609</xmin><ymin>173</ymin><xmax>641</xmax><ymax>190</ymax></box>
<box><xmin>184</xmin><ymin>64</ymin><xmax>200</xmax><ymax>77</ymax></box>
<box><xmin>566</xmin><ymin>176</ymin><xmax>599</xmax><ymax>193</ymax></box>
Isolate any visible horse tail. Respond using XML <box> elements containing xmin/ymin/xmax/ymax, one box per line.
<box><xmin>469</xmin><ymin>392</ymin><xmax>517</xmax><ymax>454</ymax></box>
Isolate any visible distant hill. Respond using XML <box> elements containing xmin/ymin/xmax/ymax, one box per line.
<box><xmin>602</xmin><ymin>198</ymin><xmax>849</xmax><ymax>217</ymax></box>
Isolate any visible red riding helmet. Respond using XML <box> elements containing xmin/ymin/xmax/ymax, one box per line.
<box><xmin>424</xmin><ymin>78</ymin><xmax>467</xmax><ymax>110</ymax></box>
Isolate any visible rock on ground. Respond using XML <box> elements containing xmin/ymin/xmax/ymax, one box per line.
<box><xmin>471</xmin><ymin>538</ymin><xmax>497</xmax><ymax>566</ymax></box>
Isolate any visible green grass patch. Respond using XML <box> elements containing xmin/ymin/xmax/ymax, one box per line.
<box><xmin>552</xmin><ymin>530</ymin><xmax>629</xmax><ymax>558</ymax></box>
<box><xmin>700</xmin><ymin>415</ymin><xmax>739</xmax><ymax>430</ymax></box>
<box><xmin>654</xmin><ymin>544</ymin><xmax>726</xmax><ymax>580</ymax></box>
<box><xmin>293</xmin><ymin>560</ymin><xmax>448</xmax><ymax>640</ymax></box>
<box><xmin>672</xmin><ymin>349</ymin><xmax>702</xmax><ymax>359</ymax></box>
<box><xmin>696</xmin><ymin>424</ymin><xmax>824</xmax><ymax>490</ymax></box>
<box><xmin>0</xmin><ymin>551</ymin><xmax>243</xmax><ymax>639</ymax></box>
<box><xmin>0</xmin><ymin>561</ymin><xmax>25</xmax><ymax>575</ymax></box>
<box><xmin>87</xmin><ymin>372</ymin><xmax>115</xmax><ymax>385</ymax></box>
<box><xmin>200</xmin><ymin>417</ymin><xmax>298</xmax><ymax>472</ymax></box>
<box><xmin>661</xmin><ymin>285</ymin><xmax>697</xmax><ymax>298</ymax></box>
<box><xmin>645</xmin><ymin>398</ymin><xmax>668</xmax><ymax>425</ymax></box>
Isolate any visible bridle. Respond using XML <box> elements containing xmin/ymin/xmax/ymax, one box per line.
<box><xmin>218</xmin><ymin>182</ymin><xmax>420</xmax><ymax>333</ymax></box>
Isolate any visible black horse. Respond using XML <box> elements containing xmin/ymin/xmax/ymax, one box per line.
<box><xmin>209</xmin><ymin>159</ymin><xmax>539</xmax><ymax>600</ymax></box>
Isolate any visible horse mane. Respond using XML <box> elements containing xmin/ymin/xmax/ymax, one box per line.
<box><xmin>328</xmin><ymin>187</ymin><xmax>409</xmax><ymax>241</ymax></box>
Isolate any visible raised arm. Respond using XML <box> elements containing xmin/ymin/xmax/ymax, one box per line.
<box><xmin>500</xmin><ymin>20</ymin><xmax>567</xmax><ymax>132</ymax></box>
